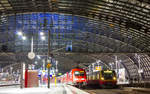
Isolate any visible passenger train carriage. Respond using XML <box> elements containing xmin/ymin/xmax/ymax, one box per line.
<box><xmin>87</xmin><ymin>70</ymin><xmax>117</xmax><ymax>88</ymax></box>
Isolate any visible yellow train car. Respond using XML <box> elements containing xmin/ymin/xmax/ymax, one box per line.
<box><xmin>87</xmin><ymin>70</ymin><xmax>117</xmax><ymax>88</ymax></box>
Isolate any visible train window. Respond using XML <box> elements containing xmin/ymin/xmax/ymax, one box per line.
<box><xmin>97</xmin><ymin>73</ymin><xmax>99</xmax><ymax>79</ymax></box>
<box><xmin>89</xmin><ymin>75</ymin><xmax>91</xmax><ymax>80</ymax></box>
<box><xmin>93</xmin><ymin>73</ymin><xmax>95</xmax><ymax>80</ymax></box>
<box><xmin>95</xmin><ymin>72</ymin><xmax>97</xmax><ymax>80</ymax></box>
<box><xmin>94</xmin><ymin>72</ymin><xmax>99</xmax><ymax>80</ymax></box>
<box><xmin>88</xmin><ymin>76</ymin><xmax>90</xmax><ymax>80</ymax></box>
<box><xmin>86</xmin><ymin>75</ymin><xmax>88</xmax><ymax>79</ymax></box>
<box><xmin>74</xmin><ymin>71</ymin><xmax>85</xmax><ymax>76</ymax></box>
<box><xmin>101</xmin><ymin>70</ymin><xmax>116</xmax><ymax>80</ymax></box>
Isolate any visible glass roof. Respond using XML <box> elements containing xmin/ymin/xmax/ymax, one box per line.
<box><xmin>0</xmin><ymin>0</ymin><xmax>149</xmax><ymax>53</ymax></box>
<box><xmin>0</xmin><ymin>13</ymin><xmax>148</xmax><ymax>54</ymax></box>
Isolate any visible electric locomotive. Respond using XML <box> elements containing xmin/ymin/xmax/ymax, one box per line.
<box><xmin>60</xmin><ymin>67</ymin><xmax>87</xmax><ymax>88</ymax></box>
<box><xmin>69</xmin><ymin>68</ymin><xmax>87</xmax><ymax>88</ymax></box>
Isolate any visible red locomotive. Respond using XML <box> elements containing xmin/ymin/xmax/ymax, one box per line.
<box><xmin>87</xmin><ymin>70</ymin><xmax>117</xmax><ymax>88</ymax></box>
<box><xmin>60</xmin><ymin>67</ymin><xmax>87</xmax><ymax>88</ymax></box>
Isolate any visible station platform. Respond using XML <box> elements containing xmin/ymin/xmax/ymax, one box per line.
<box><xmin>123</xmin><ymin>87</ymin><xmax>150</xmax><ymax>93</ymax></box>
<box><xmin>0</xmin><ymin>83</ymin><xmax>89</xmax><ymax>94</ymax></box>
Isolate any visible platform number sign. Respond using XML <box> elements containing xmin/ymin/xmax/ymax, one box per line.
<box><xmin>47</xmin><ymin>63</ymin><xmax>51</xmax><ymax>68</ymax></box>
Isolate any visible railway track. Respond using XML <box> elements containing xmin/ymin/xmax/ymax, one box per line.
<box><xmin>82</xmin><ymin>87</ymin><xmax>150</xmax><ymax>94</ymax></box>
<box><xmin>83</xmin><ymin>89</ymin><xmax>123</xmax><ymax>94</ymax></box>
<box><xmin>0</xmin><ymin>84</ymin><xmax>20</xmax><ymax>87</ymax></box>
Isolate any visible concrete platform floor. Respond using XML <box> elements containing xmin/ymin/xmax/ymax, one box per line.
<box><xmin>0</xmin><ymin>83</ymin><xmax>89</xmax><ymax>94</ymax></box>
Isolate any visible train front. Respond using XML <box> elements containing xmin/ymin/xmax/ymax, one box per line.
<box><xmin>72</xmin><ymin>69</ymin><xmax>87</xmax><ymax>88</ymax></box>
<box><xmin>100</xmin><ymin>70</ymin><xmax>117</xmax><ymax>88</ymax></box>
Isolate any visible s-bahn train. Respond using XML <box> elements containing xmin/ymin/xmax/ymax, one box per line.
<box><xmin>60</xmin><ymin>68</ymin><xmax>87</xmax><ymax>88</ymax></box>
<box><xmin>87</xmin><ymin>70</ymin><xmax>117</xmax><ymax>88</ymax></box>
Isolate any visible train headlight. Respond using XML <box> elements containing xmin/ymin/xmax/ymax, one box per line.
<box><xmin>81</xmin><ymin>78</ymin><xmax>85</xmax><ymax>80</ymax></box>
<box><xmin>113</xmin><ymin>77</ymin><xmax>116</xmax><ymax>80</ymax></box>
<box><xmin>101</xmin><ymin>77</ymin><xmax>104</xmax><ymax>80</ymax></box>
<box><xmin>75</xmin><ymin>78</ymin><xmax>78</xmax><ymax>81</ymax></box>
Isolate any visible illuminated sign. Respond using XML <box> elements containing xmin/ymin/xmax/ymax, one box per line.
<box><xmin>47</xmin><ymin>63</ymin><xmax>51</xmax><ymax>68</ymax></box>
<box><xmin>50</xmin><ymin>75</ymin><xmax>52</xmax><ymax>78</ymax></box>
<box><xmin>58</xmin><ymin>73</ymin><xmax>62</xmax><ymax>75</ymax></box>
<box><xmin>80</xmin><ymin>71</ymin><xmax>84</xmax><ymax>73</ymax></box>
<box><xmin>104</xmin><ymin>70</ymin><xmax>112</xmax><ymax>73</ymax></box>
<box><xmin>95</xmin><ymin>66</ymin><xmax>101</xmax><ymax>71</ymax></box>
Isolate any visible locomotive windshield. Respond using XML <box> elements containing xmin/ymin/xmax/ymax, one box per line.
<box><xmin>102</xmin><ymin>70</ymin><xmax>116</xmax><ymax>80</ymax></box>
<box><xmin>74</xmin><ymin>71</ymin><xmax>85</xmax><ymax>76</ymax></box>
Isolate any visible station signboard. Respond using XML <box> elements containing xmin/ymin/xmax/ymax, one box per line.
<box><xmin>93</xmin><ymin>66</ymin><xmax>102</xmax><ymax>72</ymax></box>
<box><xmin>95</xmin><ymin>66</ymin><xmax>101</xmax><ymax>71</ymax></box>
<box><xmin>50</xmin><ymin>75</ymin><xmax>52</xmax><ymax>78</ymax></box>
<box><xmin>47</xmin><ymin>63</ymin><xmax>51</xmax><ymax>68</ymax></box>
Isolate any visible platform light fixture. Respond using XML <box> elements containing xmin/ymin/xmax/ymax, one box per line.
<box><xmin>17</xmin><ymin>31</ymin><xmax>23</xmax><ymax>36</ymax></box>
<box><xmin>37</xmin><ymin>55</ymin><xmax>41</xmax><ymax>59</ymax></box>
<box><xmin>41</xmin><ymin>36</ymin><xmax>46</xmax><ymax>41</ymax></box>
<box><xmin>40</xmin><ymin>32</ymin><xmax>44</xmax><ymax>36</ymax></box>
<box><xmin>22</xmin><ymin>36</ymin><xmax>26</xmax><ymax>40</ymax></box>
<box><xmin>35</xmin><ymin>61</ymin><xmax>38</xmax><ymax>64</ymax></box>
